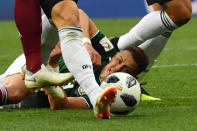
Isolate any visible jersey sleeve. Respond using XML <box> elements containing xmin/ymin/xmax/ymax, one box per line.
<box><xmin>91</xmin><ymin>31</ymin><xmax>117</xmax><ymax>56</ymax></box>
<box><xmin>58</xmin><ymin>56</ymin><xmax>69</xmax><ymax>73</ymax></box>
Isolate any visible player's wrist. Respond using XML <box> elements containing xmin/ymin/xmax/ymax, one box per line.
<box><xmin>82</xmin><ymin>37</ymin><xmax>92</xmax><ymax>45</ymax></box>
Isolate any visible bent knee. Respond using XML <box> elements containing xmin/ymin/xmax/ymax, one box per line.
<box><xmin>51</xmin><ymin>1</ymin><xmax>80</xmax><ymax>28</ymax></box>
<box><xmin>176</xmin><ymin>4</ymin><xmax>192</xmax><ymax>25</ymax></box>
<box><xmin>165</xmin><ymin>0</ymin><xmax>192</xmax><ymax>26</ymax></box>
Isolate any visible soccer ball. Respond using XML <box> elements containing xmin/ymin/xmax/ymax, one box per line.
<box><xmin>101</xmin><ymin>72</ymin><xmax>141</xmax><ymax>115</ymax></box>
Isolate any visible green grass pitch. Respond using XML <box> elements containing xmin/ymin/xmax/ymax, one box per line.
<box><xmin>0</xmin><ymin>17</ymin><xmax>197</xmax><ymax>130</ymax></box>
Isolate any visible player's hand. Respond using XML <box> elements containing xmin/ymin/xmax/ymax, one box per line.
<box><xmin>84</xmin><ymin>43</ymin><xmax>101</xmax><ymax>68</ymax></box>
<box><xmin>49</xmin><ymin>42</ymin><xmax>62</xmax><ymax>67</ymax></box>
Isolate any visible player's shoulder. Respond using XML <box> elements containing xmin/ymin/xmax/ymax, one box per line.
<box><xmin>109</xmin><ymin>37</ymin><xmax>120</xmax><ymax>51</ymax></box>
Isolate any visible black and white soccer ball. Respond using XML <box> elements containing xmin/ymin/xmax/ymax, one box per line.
<box><xmin>101</xmin><ymin>72</ymin><xmax>141</xmax><ymax>115</ymax></box>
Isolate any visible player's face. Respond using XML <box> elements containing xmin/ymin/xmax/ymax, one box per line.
<box><xmin>100</xmin><ymin>50</ymin><xmax>138</xmax><ymax>81</ymax></box>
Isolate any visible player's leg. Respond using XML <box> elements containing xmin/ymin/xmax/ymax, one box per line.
<box><xmin>117</xmin><ymin>0</ymin><xmax>192</xmax><ymax>49</ymax></box>
<box><xmin>137</xmin><ymin>1</ymin><xmax>174</xmax><ymax>80</ymax></box>
<box><xmin>14</xmin><ymin>0</ymin><xmax>42</xmax><ymax>74</ymax></box>
<box><xmin>138</xmin><ymin>32</ymin><xmax>171</xmax><ymax>80</ymax></box>
<box><xmin>41</xmin><ymin>0</ymin><xmax>117</xmax><ymax>118</ymax></box>
<box><xmin>85</xmin><ymin>17</ymin><xmax>120</xmax><ymax>117</ymax></box>
<box><xmin>51</xmin><ymin>0</ymin><xmax>102</xmax><ymax>106</ymax></box>
<box><xmin>14</xmin><ymin>0</ymin><xmax>71</xmax><ymax>92</ymax></box>
<box><xmin>41</xmin><ymin>14</ymin><xmax>59</xmax><ymax>64</ymax></box>
<box><xmin>161</xmin><ymin>0</ymin><xmax>192</xmax><ymax>26</ymax></box>
<box><xmin>14</xmin><ymin>0</ymin><xmax>64</xmax><ymax>95</ymax></box>
<box><xmin>24</xmin><ymin>14</ymin><xmax>74</xmax><ymax>91</ymax></box>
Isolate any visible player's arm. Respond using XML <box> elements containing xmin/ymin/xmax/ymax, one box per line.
<box><xmin>3</xmin><ymin>73</ymin><xmax>30</xmax><ymax>104</ymax></box>
<box><xmin>48</xmin><ymin>91</ymin><xmax>89</xmax><ymax>110</ymax></box>
<box><xmin>48</xmin><ymin>42</ymin><xmax>62</xmax><ymax>68</ymax></box>
<box><xmin>78</xmin><ymin>9</ymin><xmax>101</xmax><ymax>68</ymax></box>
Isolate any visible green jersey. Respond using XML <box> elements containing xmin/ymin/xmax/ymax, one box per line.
<box><xmin>58</xmin><ymin>31</ymin><xmax>118</xmax><ymax>108</ymax></box>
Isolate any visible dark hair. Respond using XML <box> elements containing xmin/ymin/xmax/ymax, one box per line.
<box><xmin>124</xmin><ymin>46</ymin><xmax>149</xmax><ymax>76</ymax></box>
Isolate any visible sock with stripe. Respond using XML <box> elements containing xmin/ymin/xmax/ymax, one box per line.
<box><xmin>0</xmin><ymin>85</ymin><xmax>8</xmax><ymax>106</ymax></box>
<box><xmin>59</xmin><ymin>26</ymin><xmax>102</xmax><ymax>106</ymax></box>
<box><xmin>118</xmin><ymin>10</ymin><xmax>178</xmax><ymax>50</ymax></box>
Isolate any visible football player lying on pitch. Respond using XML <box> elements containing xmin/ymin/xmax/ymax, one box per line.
<box><xmin>47</xmin><ymin>9</ymin><xmax>163</xmax><ymax>109</ymax></box>
<box><xmin>0</xmin><ymin>9</ymin><xmax>151</xmax><ymax>108</ymax></box>
<box><xmin>0</xmin><ymin>8</ymin><xmax>163</xmax><ymax>109</ymax></box>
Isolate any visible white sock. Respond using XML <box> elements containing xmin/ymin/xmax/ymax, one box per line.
<box><xmin>41</xmin><ymin>14</ymin><xmax>59</xmax><ymax>64</ymax></box>
<box><xmin>58</xmin><ymin>26</ymin><xmax>102</xmax><ymax>107</ymax></box>
<box><xmin>138</xmin><ymin>32</ymin><xmax>172</xmax><ymax>81</ymax></box>
<box><xmin>118</xmin><ymin>10</ymin><xmax>178</xmax><ymax>50</ymax></box>
<box><xmin>26</xmin><ymin>70</ymin><xmax>34</xmax><ymax>76</ymax></box>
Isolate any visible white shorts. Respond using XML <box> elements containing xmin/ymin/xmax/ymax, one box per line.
<box><xmin>0</xmin><ymin>54</ymin><xmax>26</xmax><ymax>85</ymax></box>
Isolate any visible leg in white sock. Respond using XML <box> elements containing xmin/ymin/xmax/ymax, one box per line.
<box><xmin>138</xmin><ymin>32</ymin><xmax>172</xmax><ymax>81</ymax></box>
<box><xmin>118</xmin><ymin>10</ymin><xmax>177</xmax><ymax>50</ymax></box>
<box><xmin>41</xmin><ymin>14</ymin><xmax>59</xmax><ymax>64</ymax></box>
<box><xmin>59</xmin><ymin>26</ymin><xmax>102</xmax><ymax>106</ymax></box>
